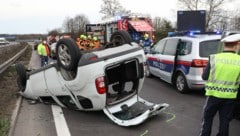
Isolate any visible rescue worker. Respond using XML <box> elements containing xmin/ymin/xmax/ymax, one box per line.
<box><xmin>81</xmin><ymin>35</ymin><xmax>88</xmax><ymax>50</ymax></box>
<box><xmin>142</xmin><ymin>33</ymin><xmax>153</xmax><ymax>54</ymax></box>
<box><xmin>92</xmin><ymin>36</ymin><xmax>100</xmax><ymax>49</ymax></box>
<box><xmin>37</xmin><ymin>40</ymin><xmax>50</xmax><ymax>67</ymax></box>
<box><xmin>199</xmin><ymin>34</ymin><xmax>240</xmax><ymax>136</ymax></box>
<box><xmin>76</xmin><ymin>35</ymin><xmax>87</xmax><ymax>50</ymax></box>
<box><xmin>86</xmin><ymin>35</ymin><xmax>93</xmax><ymax>49</ymax></box>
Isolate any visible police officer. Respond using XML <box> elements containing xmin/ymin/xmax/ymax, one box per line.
<box><xmin>199</xmin><ymin>34</ymin><xmax>240</xmax><ymax>136</ymax></box>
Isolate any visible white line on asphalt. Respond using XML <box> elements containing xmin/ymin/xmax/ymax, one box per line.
<box><xmin>51</xmin><ymin>105</ymin><xmax>71</xmax><ymax>136</ymax></box>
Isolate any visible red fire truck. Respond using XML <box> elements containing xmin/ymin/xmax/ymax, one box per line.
<box><xmin>86</xmin><ymin>15</ymin><xmax>155</xmax><ymax>44</ymax></box>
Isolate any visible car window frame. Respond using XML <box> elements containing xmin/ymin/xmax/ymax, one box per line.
<box><xmin>177</xmin><ymin>39</ymin><xmax>192</xmax><ymax>56</ymax></box>
<box><xmin>151</xmin><ymin>39</ymin><xmax>167</xmax><ymax>54</ymax></box>
<box><xmin>162</xmin><ymin>38</ymin><xmax>179</xmax><ymax>56</ymax></box>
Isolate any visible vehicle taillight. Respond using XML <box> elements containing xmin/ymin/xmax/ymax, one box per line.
<box><xmin>95</xmin><ymin>76</ymin><xmax>106</xmax><ymax>94</ymax></box>
<box><xmin>191</xmin><ymin>59</ymin><xmax>208</xmax><ymax>67</ymax></box>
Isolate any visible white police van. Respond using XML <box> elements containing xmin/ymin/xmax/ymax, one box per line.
<box><xmin>146</xmin><ymin>31</ymin><xmax>221</xmax><ymax>93</ymax></box>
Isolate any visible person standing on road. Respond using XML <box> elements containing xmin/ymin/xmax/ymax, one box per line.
<box><xmin>142</xmin><ymin>33</ymin><xmax>153</xmax><ymax>54</ymax></box>
<box><xmin>199</xmin><ymin>34</ymin><xmax>240</xmax><ymax>136</ymax></box>
<box><xmin>37</xmin><ymin>40</ymin><xmax>50</xmax><ymax>67</ymax></box>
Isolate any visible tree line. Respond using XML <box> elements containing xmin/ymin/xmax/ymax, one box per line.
<box><xmin>48</xmin><ymin>0</ymin><xmax>240</xmax><ymax>41</ymax></box>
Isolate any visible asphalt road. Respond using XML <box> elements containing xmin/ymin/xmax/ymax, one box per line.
<box><xmin>12</xmin><ymin>49</ymin><xmax>240</xmax><ymax>136</ymax></box>
<box><xmin>12</xmin><ymin>77</ymin><xmax>240</xmax><ymax>136</ymax></box>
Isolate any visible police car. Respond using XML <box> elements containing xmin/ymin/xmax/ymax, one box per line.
<box><xmin>145</xmin><ymin>31</ymin><xmax>221</xmax><ymax>93</ymax></box>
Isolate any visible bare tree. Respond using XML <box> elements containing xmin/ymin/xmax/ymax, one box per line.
<box><xmin>100</xmin><ymin>0</ymin><xmax>131</xmax><ymax>19</ymax></box>
<box><xmin>177</xmin><ymin>0</ymin><xmax>234</xmax><ymax>31</ymax></box>
<box><xmin>153</xmin><ymin>17</ymin><xmax>162</xmax><ymax>31</ymax></box>
<box><xmin>230</xmin><ymin>10</ymin><xmax>240</xmax><ymax>31</ymax></box>
<box><xmin>178</xmin><ymin>0</ymin><xmax>202</xmax><ymax>10</ymax></box>
<box><xmin>62</xmin><ymin>14</ymin><xmax>90</xmax><ymax>38</ymax></box>
<box><xmin>63</xmin><ymin>17</ymin><xmax>74</xmax><ymax>34</ymax></box>
<box><xmin>48</xmin><ymin>28</ymin><xmax>62</xmax><ymax>36</ymax></box>
<box><xmin>153</xmin><ymin>17</ymin><xmax>175</xmax><ymax>40</ymax></box>
<box><xmin>73</xmin><ymin>14</ymin><xmax>90</xmax><ymax>35</ymax></box>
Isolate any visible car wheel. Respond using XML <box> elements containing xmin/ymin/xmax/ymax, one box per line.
<box><xmin>56</xmin><ymin>38</ymin><xmax>81</xmax><ymax>71</ymax></box>
<box><xmin>15</xmin><ymin>63</ymin><xmax>27</xmax><ymax>92</ymax></box>
<box><xmin>175</xmin><ymin>73</ymin><xmax>189</xmax><ymax>93</ymax></box>
<box><xmin>109</xmin><ymin>30</ymin><xmax>132</xmax><ymax>47</ymax></box>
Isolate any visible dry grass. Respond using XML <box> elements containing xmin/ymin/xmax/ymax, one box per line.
<box><xmin>0</xmin><ymin>44</ymin><xmax>32</xmax><ymax>136</ymax></box>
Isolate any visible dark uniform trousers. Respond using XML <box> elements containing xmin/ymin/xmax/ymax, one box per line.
<box><xmin>199</xmin><ymin>96</ymin><xmax>235</xmax><ymax>136</ymax></box>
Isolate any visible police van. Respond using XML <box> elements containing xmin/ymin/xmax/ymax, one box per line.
<box><xmin>145</xmin><ymin>31</ymin><xmax>222</xmax><ymax>93</ymax></box>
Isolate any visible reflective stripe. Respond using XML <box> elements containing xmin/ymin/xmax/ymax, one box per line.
<box><xmin>209</xmin><ymin>55</ymin><xmax>215</xmax><ymax>81</ymax></box>
<box><xmin>205</xmin><ymin>86</ymin><xmax>238</xmax><ymax>93</ymax></box>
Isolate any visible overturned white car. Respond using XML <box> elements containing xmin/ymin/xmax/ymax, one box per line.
<box><xmin>15</xmin><ymin>31</ymin><xmax>169</xmax><ymax>126</ymax></box>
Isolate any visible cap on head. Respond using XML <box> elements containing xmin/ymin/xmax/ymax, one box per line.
<box><xmin>221</xmin><ymin>34</ymin><xmax>240</xmax><ymax>43</ymax></box>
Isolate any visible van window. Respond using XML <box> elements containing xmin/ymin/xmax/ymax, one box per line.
<box><xmin>178</xmin><ymin>40</ymin><xmax>192</xmax><ymax>55</ymax></box>
<box><xmin>163</xmin><ymin>38</ymin><xmax>179</xmax><ymax>56</ymax></box>
<box><xmin>152</xmin><ymin>39</ymin><xmax>166</xmax><ymax>54</ymax></box>
<box><xmin>199</xmin><ymin>40</ymin><xmax>220</xmax><ymax>57</ymax></box>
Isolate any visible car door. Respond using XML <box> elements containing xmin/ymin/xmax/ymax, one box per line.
<box><xmin>146</xmin><ymin>39</ymin><xmax>166</xmax><ymax>77</ymax></box>
<box><xmin>159</xmin><ymin>38</ymin><xmax>180</xmax><ymax>83</ymax></box>
<box><xmin>103</xmin><ymin>94</ymin><xmax>169</xmax><ymax>126</ymax></box>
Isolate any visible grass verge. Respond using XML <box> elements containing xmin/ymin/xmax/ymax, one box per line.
<box><xmin>0</xmin><ymin>116</ymin><xmax>10</xmax><ymax>136</ymax></box>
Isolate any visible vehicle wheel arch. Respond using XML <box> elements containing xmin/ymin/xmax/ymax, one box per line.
<box><xmin>106</xmin><ymin>30</ymin><xmax>132</xmax><ymax>48</ymax></box>
<box><xmin>173</xmin><ymin>70</ymin><xmax>190</xmax><ymax>93</ymax></box>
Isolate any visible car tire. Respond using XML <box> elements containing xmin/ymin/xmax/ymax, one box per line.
<box><xmin>175</xmin><ymin>73</ymin><xmax>189</xmax><ymax>93</ymax></box>
<box><xmin>109</xmin><ymin>30</ymin><xmax>132</xmax><ymax>47</ymax></box>
<box><xmin>15</xmin><ymin>63</ymin><xmax>27</xmax><ymax>92</ymax></box>
<box><xmin>56</xmin><ymin>38</ymin><xmax>81</xmax><ymax>71</ymax></box>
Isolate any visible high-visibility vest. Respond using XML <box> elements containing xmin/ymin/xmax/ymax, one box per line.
<box><xmin>37</xmin><ymin>43</ymin><xmax>49</xmax><ymax>56</ymax></box>
<box><xmin>205</xmin><ymin>53</ymin><xmax>240</xmax><ymax>99</ymax></box>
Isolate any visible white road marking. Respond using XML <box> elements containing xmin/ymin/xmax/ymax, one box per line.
<box><xmin>51</xmin><ymin>105</ymin><xmax>71</xmax><ymax>136</ymax></box>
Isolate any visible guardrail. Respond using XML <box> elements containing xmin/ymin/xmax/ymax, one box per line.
<box><xmin>0</xmin><ymin>46</ymin><xmax>28</xmax><ymax>74</ymax></box>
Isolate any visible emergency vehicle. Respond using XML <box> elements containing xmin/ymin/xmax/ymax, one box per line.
<box><xmin>146</xmin><ymin>31</ymin><xmax>222</xmax><ymax>93</ymax></box>
<box><xmin>86</xmin><ymin>14</ymin><xmax>154</xmax><ymax>44</ymax></box>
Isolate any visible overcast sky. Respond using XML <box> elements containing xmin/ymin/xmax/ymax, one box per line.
<box><xmin>0</xmin><ymin>0</ymin><xmax>238</xmax><ymax>34</ymax></box>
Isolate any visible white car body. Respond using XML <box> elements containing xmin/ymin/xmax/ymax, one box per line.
<box><xmin>16</xmin><ymin>35</ymin><xmax>168</xmax><ymax>127</ymax></box>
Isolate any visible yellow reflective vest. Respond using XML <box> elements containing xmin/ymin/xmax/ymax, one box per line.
<box><xmin>37</xmin><ymin>43</ymin><xmax>48</xmax><ymax>56</ymax></box>
<box><xmin>205</xmin><ymin>53</ymin><xmax>240</xmax><ymax>99</ymax></box>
